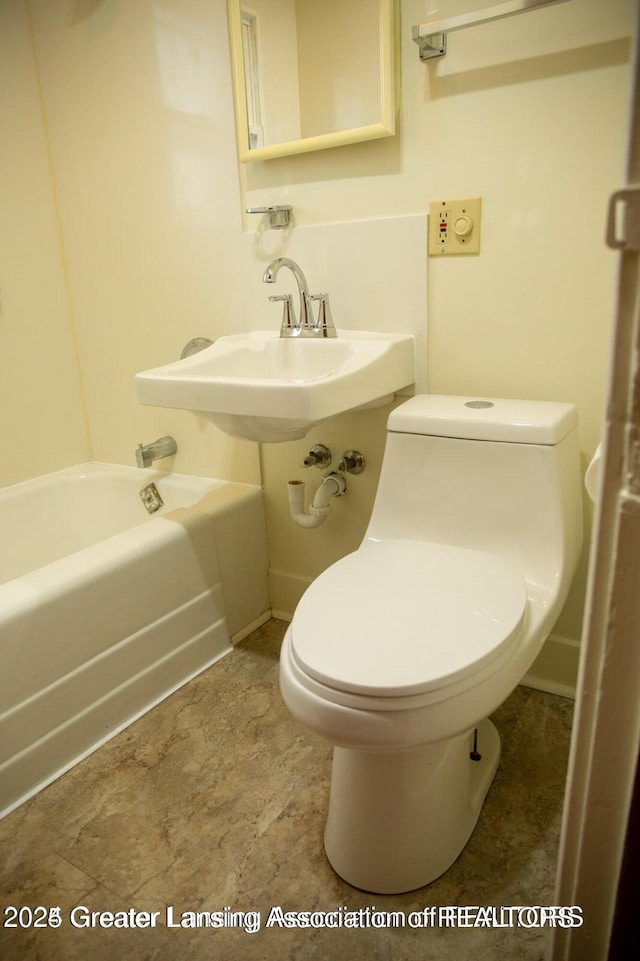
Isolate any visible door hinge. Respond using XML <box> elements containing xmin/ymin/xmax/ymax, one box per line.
<box><xmin>607</xmin><ymin>187</ymin><xmax>640</xmax><ymax>251</ymax></box>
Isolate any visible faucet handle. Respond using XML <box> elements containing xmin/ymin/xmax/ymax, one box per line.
<box><xmin>308</xmin><ymin>293</ymin><xmax>337</xmax><ymax>338</ymax></box>
<box><xmin>269</xmin><ymin>293</ymin><xmax>297</xmax><ymax>335</ymax></box>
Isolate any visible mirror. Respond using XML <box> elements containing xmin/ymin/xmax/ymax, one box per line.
<box><xmin>227</xmin><ymin>0</ymin><xmax>396</xmax><ymax>162</ymax></box>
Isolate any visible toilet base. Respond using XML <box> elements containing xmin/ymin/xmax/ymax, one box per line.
<box><xmin>323</xmin><ymin>718</ymin><xmax>501</xmax><ymax>894</ymax></box>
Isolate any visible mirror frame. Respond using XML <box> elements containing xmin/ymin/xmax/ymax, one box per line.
<box><xmin>227</xmin><ymin>0</ymin><xmax>397</xmax><ymax>163</ymax></box>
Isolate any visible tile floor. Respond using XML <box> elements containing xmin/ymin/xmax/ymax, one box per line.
<box><xmin>0</xmin><ymin>618</ymin><xmax>574</xmax><ymax>961</ymax></box>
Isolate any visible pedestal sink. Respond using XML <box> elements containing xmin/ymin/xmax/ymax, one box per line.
<box><xmin>136</xmin><ymin>331</ymin><xmax>415</xmax><ymax>442</ymax></box>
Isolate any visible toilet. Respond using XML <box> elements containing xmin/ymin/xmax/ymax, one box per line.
<box><xmin>279</xmin><ymin>395</ymin><xmax>583</xmax><ymax>894</ymax></box>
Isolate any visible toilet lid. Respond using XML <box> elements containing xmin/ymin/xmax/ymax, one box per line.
<box><xmin>291</xmin><ymin>540</ymin><xmax>527</xmax><ymax>698</ymax></box>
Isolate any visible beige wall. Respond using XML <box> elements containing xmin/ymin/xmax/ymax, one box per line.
<box><xmin>2</xmin><ymin>0</ymin><xmax>634</xmax><ymax>649</ymax></box>
<box><xmin>244</xmin><ymin>0</ymin><xmax>635</xmax><ymax>643</ymax></box>
<box><xmin>0</xmin><ymin>0</ymin><xmax>89</xmax><ymax>487</ymax></box>
<box><xmin>24</xmin><ymin>0</ymin><xmax>260</xmax><ymax>486</ymax></box>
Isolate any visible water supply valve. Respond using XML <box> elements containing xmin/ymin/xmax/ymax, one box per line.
<box><xmin>300</xmin><ymin>444</ymin><xmax>332</xmax><ymax>469</ymax></box>
<box><xmin>337</xmin><ymin>450</ymin><xmax>366</xmax><ymax>474</ymax></box>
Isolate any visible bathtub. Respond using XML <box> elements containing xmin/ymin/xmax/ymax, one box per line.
<box><xmin>0</xmin><ymin>462</ymin><xmax>270</xmax><ymax>819</ymax></box>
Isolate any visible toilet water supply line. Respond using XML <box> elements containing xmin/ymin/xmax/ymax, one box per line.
<box><xmin>287</xmin><ymin>473</ymin><xmax>347</xmax><ymax>528</ymax></box>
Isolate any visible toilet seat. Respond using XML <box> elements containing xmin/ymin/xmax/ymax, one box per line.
<box><xmin>290</xmin><ymin>540</ymin><xmax>527</xmax><ymax>700</ymax></box>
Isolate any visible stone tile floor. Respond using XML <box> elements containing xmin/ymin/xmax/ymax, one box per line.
<box><xmin>0</xmin><ymin>618</ymin><xmax>573</xmax><ymax>960</ymax></box>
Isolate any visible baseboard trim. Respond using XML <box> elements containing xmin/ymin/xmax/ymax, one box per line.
<box><xmin>231</xmin><ymin>609</ymin><xmax>273</xmax><ymax>645</ymax></box>
<box><xmin>268</xmin><ymin>569</ymin><xmax>312</xmax><ymax>622</ymax></box>
<box><xmin>521</xmin><ymin>633</ymin><xmax>580</xmax><ymax>700</ymax></box>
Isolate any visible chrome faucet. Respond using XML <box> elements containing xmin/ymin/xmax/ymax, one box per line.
<box><xmin>263</xmin><ymin>258</ymin><xmax>336</xmax><ymax>338</ymax></box>
<box><xmin>135</xmin><ymin>435</ymin><xmax>177</xmax><ymax>468</ymax></box>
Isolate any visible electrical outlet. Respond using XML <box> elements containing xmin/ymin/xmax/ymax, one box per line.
<box><xmin>429</xmin><ymin>197</ymin><xmax>481</xmax><ymax>256</ymax></box>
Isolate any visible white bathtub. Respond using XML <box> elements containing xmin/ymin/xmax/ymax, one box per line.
<box><xmin>0</xmin><ymin>462</ymin><xmax>270</xmax><ymax>819</ymax></box>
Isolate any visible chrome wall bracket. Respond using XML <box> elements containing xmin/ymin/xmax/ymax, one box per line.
<box><xmin>413</xmin><ymin>32</ymin><xmax>446</xmax><ymax>62</ymax></box>
<box><xmin>412</xmin><ymin>0</ymin><xmax>571</xmax><ymax>62</ymax></box>
<box><xmin>246</xmin><ymin>205</ymin><xmax>293</xmax><ymax>229</ymax></box>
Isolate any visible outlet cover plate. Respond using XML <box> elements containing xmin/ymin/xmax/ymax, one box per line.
<box><xmin>429</xmin><ymin>197</ymin><xmax>481</xmax><ymax>256</ymax></box>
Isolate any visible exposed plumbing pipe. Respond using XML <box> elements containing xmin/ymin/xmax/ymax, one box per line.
<box><xmin>287</xmin><ymin>473</ymin><xmax>346</xmax><ymax>528</ymax></box>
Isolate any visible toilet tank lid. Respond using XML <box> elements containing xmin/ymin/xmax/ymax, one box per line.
<box><xmin>388</xmin><ymin>395</ymin><xmax>578</xmax><ymax>444</ymax></box>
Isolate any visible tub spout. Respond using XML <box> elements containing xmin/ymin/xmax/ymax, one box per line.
<box><xmin>136</xmin><ymin>435</ymin><xmax>177</xmax><ymax>468</ymax></box>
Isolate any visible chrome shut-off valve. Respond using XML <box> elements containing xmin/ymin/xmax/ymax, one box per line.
<box><xmin>337</xmin><ymin>450</ymin><xmax>366</xmax><ymax>474</ymax></box>
<box><xmin>300</xmin><ymin>444</ymin><xmax>332</xmax><ymax>469</ymax></box>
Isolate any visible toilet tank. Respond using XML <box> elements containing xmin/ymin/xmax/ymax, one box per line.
<box><xmin>365</xmin><ymin>396</ymin><xmax>583</xmax><ymax>592</ymax></box>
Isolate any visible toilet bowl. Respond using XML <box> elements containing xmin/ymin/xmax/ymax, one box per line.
<box><xmin>279</xmin><ymin>395</ymin><xmax>583</xmax><ymax>894</ymax></box>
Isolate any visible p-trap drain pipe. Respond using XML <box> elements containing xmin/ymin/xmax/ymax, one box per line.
<box><xmin>287</xmin><ymin>473</ymin><xmax>347</xmax><ymax>528</ymax></box>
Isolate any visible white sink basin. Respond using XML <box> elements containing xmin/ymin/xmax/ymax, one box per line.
<box><xmin>136</xmin><ymin>330</ymin><xmax>415</xmax><ymax>442</ymax></box>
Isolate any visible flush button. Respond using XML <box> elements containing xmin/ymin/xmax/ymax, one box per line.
<box><xmin>465</xmin><ymin>400</ymin><xmax>495</xmax><ymax>409</ymax></box>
